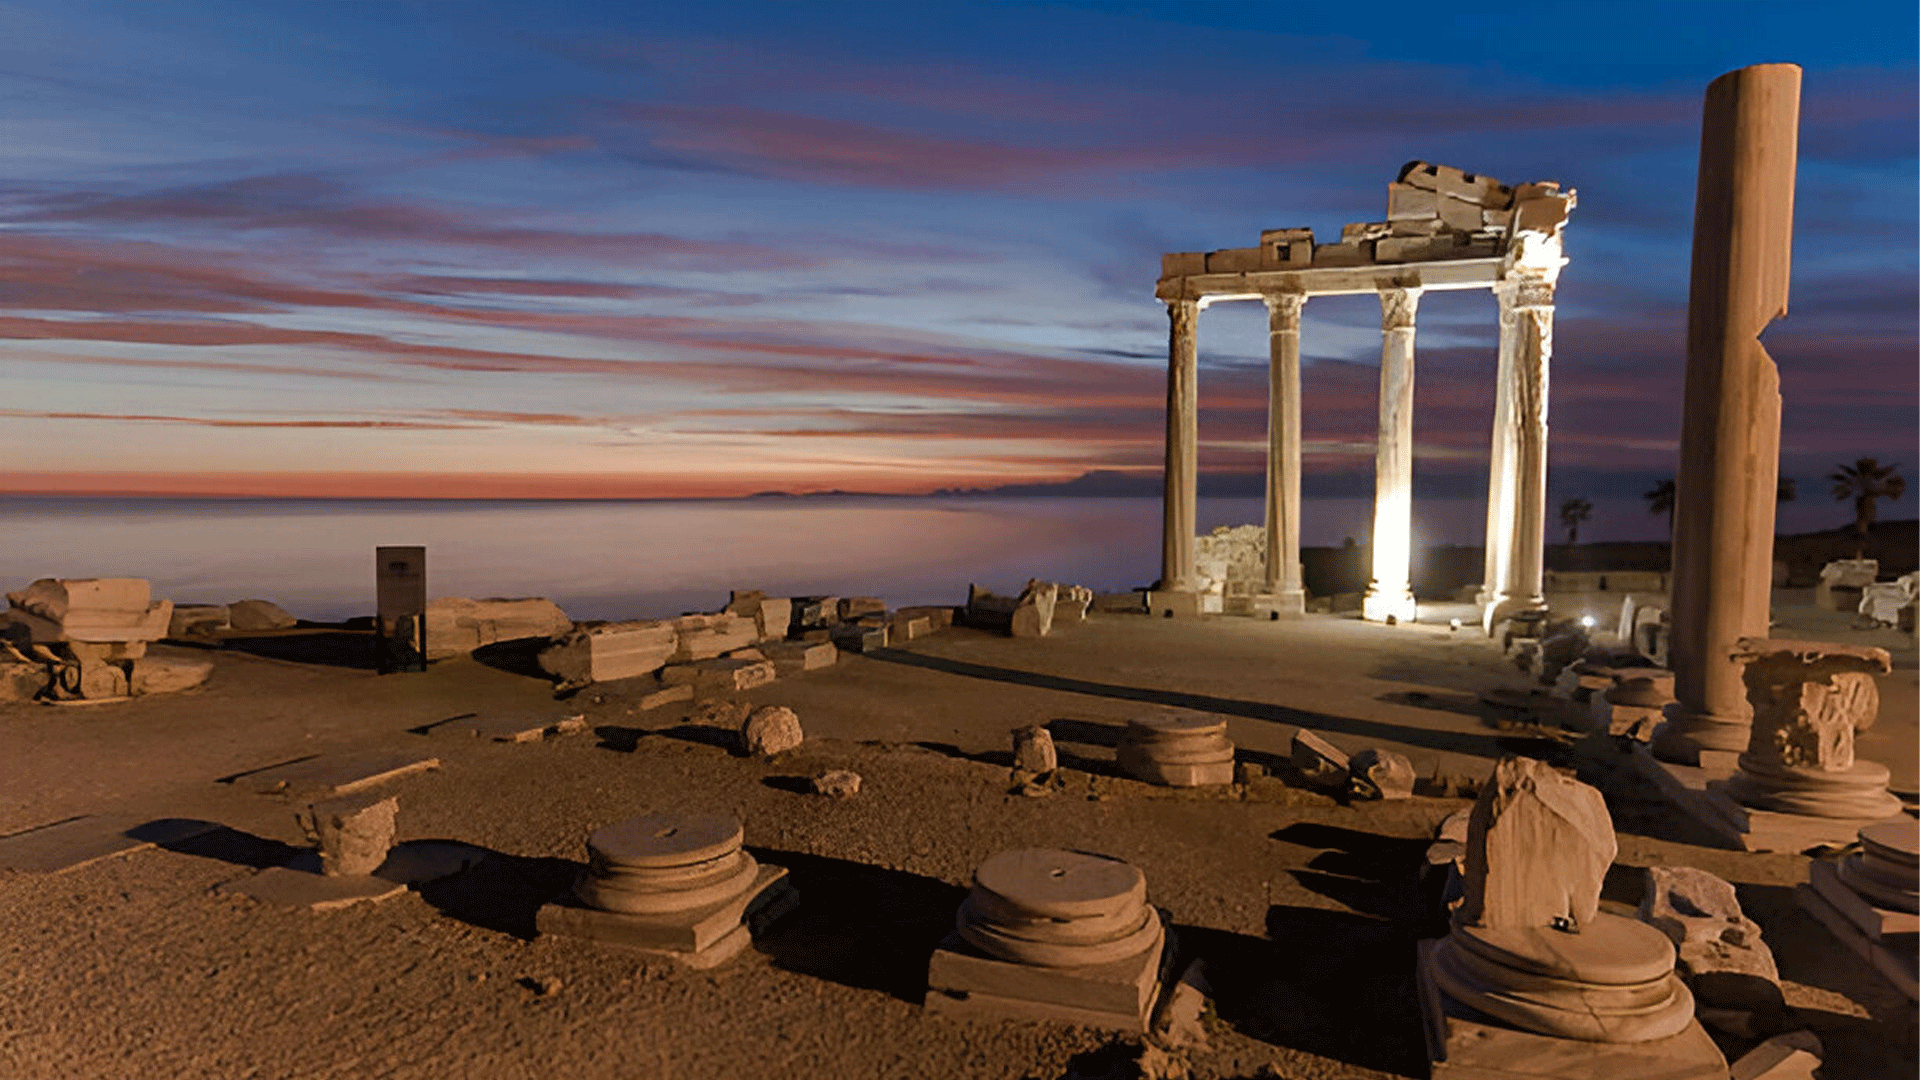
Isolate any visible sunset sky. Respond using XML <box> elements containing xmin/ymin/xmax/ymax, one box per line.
<box><xmin>2</xmin><ymin>1</ymin><xmax>1914</xmax><ymax>536</ymax></box>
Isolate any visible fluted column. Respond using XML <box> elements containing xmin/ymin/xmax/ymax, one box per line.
<box><xmin>1158</xmin><ymin>298</ymin><xmax>1200</xmax><ymax>595</ymax></box>
<box><xmin>1261</xmin><ymin>292</ymin><xmax>1307</xmax><ymax>615</ymax></box>
<box><xmin>1654</xmin><ymin>64</ymin><xmax>1799</xmax><ymax>766</ymax></box>
<box><xmin>1364</xmin><ymin>285</ymin><xmax>1421</xmax><ymax>624</ymax></box>
<box><xmin>1483</xmin><ymin>277</ymin><xmax>1555</xmax><ymax>632</ymax></box>
<box><xmin>1476</xmin><ymin>284</ymin><xmax>1519</xmax><ymax>611</ymax></box>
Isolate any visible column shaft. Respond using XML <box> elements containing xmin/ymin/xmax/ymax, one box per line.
<box><xmin>1263</xmin><ymin>292</ymin><xmax>1306</xmax><ymax>614</ymax></box>
<box><xmin>1478</xmin><ymin>285</ymin><xmax>1518</xmax><ymax>609</ymax></box>
<box><xmin>1653</xmin><ymin>64</ymin><xmax>1798</xmax><ymax>766</ymax></box>
<box><xmin>1159</xmin><ymin>298</ymin><xmax>1200</xmax><ymax>594</ymax></box>
<box><xmin>1365</xmin><ymin>286</ymin><xmax>1420</xmax><ymax>623</ymax></box>
<box><xmin>1484</xmin><ymin>279</ymin><xmax>1554</xmax><ymax>631</ymax></box>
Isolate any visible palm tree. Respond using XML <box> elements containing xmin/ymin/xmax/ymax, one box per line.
<box><xmin>1559</xmin><ymin>498</ymin><xmax>1594</xmax><ymax>545</ymax></box>
<box><xmin>1645</xmin><ymin>479</ymin><xmax>1676</xmax><ymax>535</ymax></box>
<box><xmin>1829</xmin><ymin>458</ymin><xmax>1905</xmax><ymax>555</ymax></box>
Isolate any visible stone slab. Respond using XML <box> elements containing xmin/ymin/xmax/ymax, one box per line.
<box><xmin>439</xmin><ymin>713</ymin><xmax>581</xmax><ymax>742</ymax></box>
<box><xmin>215</xmin><ymin>866</ymin><xmax>408</xmax><ymax>911</ymax></box>
<box><xmin>1414</xmin><ymin>940</ymin><xmax>1727</xmax><ymax>1078</ymax></box>
<box><xmin>1144</xmin><ymin>591</ymin><xmax>1205</xmax><ymax>619</ymax></box>
<box><xmin>1808</xmin><ymin>858</ymin><xmax>1918</xmax><ymax>940</ymax></box>
<box><xmin>925</xmin><ymin>921</ymin><xmax>1167</xmax><ymax>1032</ymax></box>
<box><xmin>761</xmin><ymin>641</ymin><xmax>836</xmax><ymax>677</ymax></box>
<box><xmin>232</xmin><ymin>750</ymin><xmax>440</xmax><ymax>798</ymax></box>
<box><xmin>1115</xmin><ymin>755</ymin><xmax>1234</xmax><ymax>788</ymax></box>
<box><xmin>0</xmin><ymin>815</ymin><xmax>218</xmax><ymax>875</ymax></box>
<box><xmin>1795</xmin><ymin>883</ymin><xmax>1918</xmax><ymax>1001</ymax></box>
<box><xmin>537</xmin><ymin>863</ymin><xmax>789</xmax><ymax>954</ymax></box>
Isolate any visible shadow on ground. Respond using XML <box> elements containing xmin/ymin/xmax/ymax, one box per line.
<box><xmin>867</xmin><ymin>649</ymin><xmax>1532</xmax><ymax>762</ymax></box>
<box><xmin>749</xmin><ymin>847</ymin><xmax>967</xmax><ymax>1004</ymax></box>
<box><xmin>414</xmin><ymin>849</ymin><xmax>581</xmax><ymax>939</ymax></box>
<box><xmin>212</xmin><ymin>630</ymin><xmax>378</xmax><ymax>670</ymax></box>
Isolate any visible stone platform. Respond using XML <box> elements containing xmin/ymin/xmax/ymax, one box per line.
<box><xmin>1415</xmin><ymin>939</ymin><xmax>1727</xmax><ymax>1079</ymax></box>
<box><xmin>537</xmin><ymin>864</ymin><xmax>794</xmax><ymax>969</ymax></box>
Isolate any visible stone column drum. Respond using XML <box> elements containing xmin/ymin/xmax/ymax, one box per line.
<box><xmin>1262</xmin><ymin>291</ymin><xmax>1307</xmax><ymax>615</ymax></box>
<box><xmin>1159</xmin><ymin>298</ymin><xmax>1201</xmax><ymax>596</ymax></box>
<box><xmin>1655</xmin><ymin>64</ymin><xmax>1801</xmax><ymax>766</ymax></box>
<box><xmin>1364</xmin><ymin>285</ymin><xmax>1421</xmax><ymax>624</ymax></box>
<box><xmin>1719</xmin><ymin>638</ymin><xmax>1902</xmax><ymax>820</ymax></box>
<box><xmin>1420</xmin><ymin>757</ymin><xmax>1707</xmax><ymax>1059</ymax></box>
<box><xmin>1477</xmin><ymin>282</ymin><xmax>1520</xmax><ymax>609</ymax></box>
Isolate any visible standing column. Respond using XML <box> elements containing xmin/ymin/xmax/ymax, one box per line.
<box><xmin>1483</xmin><ymin>277</ymin><xmax>1555</xmax><ymax>632</ymax></box>
<box><xmin>1364</xmin><ymin>285</ymin><xmax>1421</xmax><ymax>624</ymax></box>
<box><xmin>1261</xmin><ymin>292</ymin><xmax>1307</xmax><ymax>616</ymax></box>
<box><xmin>1158</xmin><ymin>297</ymin><xmax>1200</xmax><ymax>597</ymax></box>
<box><xmin>1652</xmin><ymin>64</ymin><xmax>1799</xmax><ymax>767</ymax></box>
<box><xmin>1476</xmin><ymin>284</ymin><xmax>1519</xmax><ymax>611</ymax></box>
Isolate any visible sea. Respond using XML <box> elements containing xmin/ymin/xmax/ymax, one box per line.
<box><xmin>0</xmin><ymin>494</ymin><xmax>1428</xmax><ymax>622</ymax></box>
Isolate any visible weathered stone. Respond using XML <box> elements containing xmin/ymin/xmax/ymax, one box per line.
<box><xmin>893</xmin><ymin>605</ymin><xmax>955</xmax><ymax>631</ymax></box>
<box><xmin>1152</xmin><ymin>959</ymin><xmax>1212</xmax><ymax>1049</ymax></box>
<box><xmin>636</xmin><ymin>683</ymin><xmax>694</xmax><ymax>711</ymax></box>
<box><xmin>1349</xmin><ymin>748</ymin><xmax>1414</xmax><ymax>800</ymax></box>
<box><xmin>661</xmin><ymin>657</ymin><xmax>775</xmax><ymax>694</ymax></box>
<box><xmin>1720</xmin><ymin>638</ymin><xmax>1901</xmax><ymax>821</ymax></box>
<box><xmin>228</xmin><ymin>598</ymin><xmax>298</xmax><ymax>632</ymax></box>
<box><xmin>1460</xmin><ymin>757</ymin><xmax>1614</xmax><ymax>930</ymax></box>
<box><xmin>130</xmin><ymin>654</ymin><xmax>213</xmax><ymax>695</ymax></box>
<box><xmin>886</xmin><ymin>614</ymin><xmax>932</xmax><ymax>642</ymax></box>
<box><xmin>1290</xmin><ymin>727</ymin><xmax>1349</xmax><ymax>789</ymax></box>
<box><xmin>1814</xmin><ymin>558</ymin><xmax>1877</xmax><ymax>610</ymax></box>
<box><xmin>811</xmin><ymin>770</ymin><xmax>861</xmax><ymax>798</ymax></box>
<box><xmin>1054</xmin><ymin>585</ymin><xmax>1094</xmax><ymax>624</ymax></box>
<box><xmin>167</xmin><ymin>604</ymin><xmax>229</xmax><ymax>637</ymax></box>
<box><xmin>761</xmin><ymin>640</ymin><xmax>837</xmax><ymax>676</ymax></box>
<box><xmin>740</xmin><ymin>705</ymin><xmax>803</xmax><ymax>756</ymax></box>
<box><xmin>299</xmin><ymin>793</ymin><xmax>397</xmax><ymax>877</ymax></box>
<box><xmin>1117</xmin><ymin>714</ymin><xmax>1234</xmax><ymax>787</ymax></box>
<box><xmin>424</xmin><ymin>597</ymin><xmax>569</xmax><ymax>659</ymax></box>
<box><xmin>838</xmin><ymin>597</ymin><xmax>886</xmax><ymax>621</ymax></box>
<box><xmin>668</xmin><ymin>613</ymin><xmax>757</xmax><ymax>662</ymax></box>
<box><xmin>788</xmin><ymin>596</ymin><xmax>840</xmax><ymax>632</ymax></box>
<box><xmin>687</xmin><ymin>699</ymin><xmax>752</xmax><ymax>727</ymax></box>
<box><xmin>538</xmin><ymin>619</ymin><xmax>676</xmax><ymax>688</ymax></box>
<box><xmin>829</xmin><ymin>624</ymin><xmax>887</xmax><ymax>653</ymax></box>
<box><xmin>1729</xmin><ymin>1031</ymin><xmax>1822</xmax><ymax>1080</ymax></box>
<box><xmin>965</xmin><ymin>581</ymin><xmax>1060</xmax><ymax>638</ymax></box>
<box><xmin>1</xmin><ymin>654</ymin><xmax>50</xmax><ymax>701</ymax></box>
<box><xmin>1638</xmin><ymin>866</ymin><xmax>1784</xmax><ymax>1018</ymax></box>
<box><xmin>6</xmin><ymin>577</ymin><xmax>172</xmax><ymax>645</ymax></box>
<box><xmin>725</xmin><ymin>591</ymin><xmax>793</xmax><ymax>642</ymax></box>
<box><xmin>1012</xmin><ymin>725</ymin><xmax>1057</xmax><ymax>774</ymax></box>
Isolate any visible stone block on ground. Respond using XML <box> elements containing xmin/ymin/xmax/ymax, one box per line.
<box><xmin>0</xmin><ymin>655</ymin><xmax>49</xmax><ymax>702</ymax></box>
<box><xmin>725</xmin><ymin>591</ymin><xmax>793</xmax><ymax>642</ymax></box>
<box><xmin>167</xmin><ymin>603</ymin><xmax>230</xmax><ymax>637</ymax></box>
<box><xmin>1290</xmin><ymin>728</ymin><xmax>1350</xmax><ymax>789</ymax></box>
<box><xmin>228</xmin><ymin>598</ymin><xmax>298</xmax><ymax>632</ymax></box>
<box><xmin>668</xmin><ymin>613</ymin><xmax>757</xmax><ymax>662</ymax></box>
<box><xmin>1637</xmin><ymin>866</ymin><xmax>1786</xmax><ymax>1025</ymax></box>
<box><xmin>538</xmin><ymin>619</ymin><xmax>676</xmax><ymax>689</ymax></box>
<box><xmin>1348</xmin><ymin>748</ymin><xmax>1415</xmax><ymax>800</ymax></box>
<box><xmin>761</xmin><ymin>640</ymin><xmax>836</xmax><ymax>676</ymax></box>
<box><xmin>1729</xmin><ymin>1032</ymin><xmax>1822</xmax><ymax>1080</ymax></box>
<box><xmin>829</xmin><ymin>624</ymin><xmax>887</xmax><ymax>653</ymax></box>
<box><xmin>811</xmin><ymin>770</ymin><xmax>861</xmax><ymax>797</ymax></box>
<box><xmin>1012</xmin><ymin>724</ymin><xmax>1057</xmax><ymax>774</ymax></box>
<box><xmin>740</xmin><ymin>705</ymin><xmax>803</xmax><ymax>756</ymax></box>
<box><xmin>298</xmin><ymin>793</ymin><xmax>398</xmax><ymax>877</ymax></box>
<box><xmin>788</xmin><ymin>596</ymin><xmax>840</xmax><ymax>633</ymax></box>
<box><xmin>216</xmin><ymin>865</ymin><xmax>407</xmax><ymax>911</ymax></box>
<box><xmin>234</xmin><ymin>750</ymin><xmax>440</xmax><ymax>799</ymax></box>
<box><xmin>0</xmin><ymin>815</ymin><xmax>218</xmax><ymax>875</ymax></box>
<box><xmin>424</xmin><ymin>597</ymin><xmax>570</xmax><ymax>660</ymax></box>
<box><xmin>660</xmin><ymin>657</ymin><xmax>776</xmax><ymax>694</ymax></box>
<box><xmin>837</xmin><ymin>597</ymin><xmax>886</xmax><ymax>621</ymax></box>
<box><xmin>893</xmin><ymin>605</ymin><xmax>956</xmax><ymax>631</ymax></box>
<box><xmin>130</xmin><ymin>654</ymin><xmax>214</xmax><ymax>695</ymax></box>
<box><xmin>6</xmin><ymin>577</ymin><xmax>172</xmax><ymax>644</ymax></box>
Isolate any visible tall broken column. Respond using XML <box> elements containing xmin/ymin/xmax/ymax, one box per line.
<box><xmin>1364</xmin><ymin>284</ymin><xmax>1420</xmax><ymax>624</ymax></box>
<box><xmin>1653</xmin><ymin>64</ymin><xmax>1800</xmax><ymax>767</ymax></box>
<box><xmin>1262</xmin><ymin>291</ymin><xmax>1307</xmax><ymax>615</ymax></box>
<box><xmin>1158</xmin><ymin>298</ymin><xmax>1200</xmax><ymax>599</ymax></box>
<box><xmin>1477</xmin><ymin>284</ymin><xmax>1520</xmax><ymax>609</ymax></box>
<box><xmin>1481</xmin><ymin>277</ymin><xmax>1555</xmax><ymax>632</ymax></box>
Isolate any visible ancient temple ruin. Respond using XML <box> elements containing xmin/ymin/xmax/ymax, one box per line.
<box><xmin>1153</xmin><ymin>162</ymin><xmax>1576</xmax><ymax>628</ymax></box>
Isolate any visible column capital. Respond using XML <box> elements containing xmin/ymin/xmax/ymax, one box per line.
<box><xmin>1263</xmin><ymin>291</ymin><xmax>1307</xmax><ymax>326</ymax></box>
<box><xmin>1501</xmin><ymin>275</ymin><xmax>1556</xmax><ymax>309</ymax></box>
<box><xmin>1166</xmin><ymin>296</ymin><xmax>1199</xmax><ymax>333</ymax></box>
<box><xmin>1379</xmin><ymin>285</ymin><xmax>1423</xmax><ymax>331</ymax></box>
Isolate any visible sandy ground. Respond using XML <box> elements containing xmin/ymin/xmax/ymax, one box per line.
<box><xmin>1</xmin><ymin>601</ymin><xmax>1914</xmax><ymax>1079</ymax></box>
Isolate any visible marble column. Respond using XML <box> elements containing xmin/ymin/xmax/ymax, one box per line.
<box><xmin>1158</xmin><ymin>298</ymin><xmax>1200</xmax><ymax>595</ymax></box>
<box><xmin>1476</xmin><ymin>284</ymin><xmax>1519</xmax><ymax>611</ymax></box>
<box><xmin>1261</xmin><ymin>292</ymin><xmax>1307</xmax><ymax>615</ymax></box>
<box><xmin>1653</xmin><ymin>63</ymin><xmax>1799</xmax><ymax>767</ymax></box>
<box><xmin>1364</xmin><ymin>285</ymin><xmax>1420</xmax><ymax>624</ymax></box>
<box><xmin>1482</xmin><ymin>277</ymin><xmax>1555</xmax><ymax>633</ymax></box>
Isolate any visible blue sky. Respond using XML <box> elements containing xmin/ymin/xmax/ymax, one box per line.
<box><xmin>0</xmin><ymin>0</ymin><xmax>1913</xmax><ymax>538</ymax></box>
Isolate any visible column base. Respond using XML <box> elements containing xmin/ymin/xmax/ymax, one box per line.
<box><xmin>1249</xmin><ymin>590</ymin><xmax>1306</xmax><ymax>619</ymax></box>
<box><xmin>1721</xmin><ymin>757</ymin><xmax>1905</xmax><ymax>820</ymax></box>
<box><xmin>1650</xmin><ymin>705</ymin><xmax>1750</xmax><ymax>769</ymax></box>
<box><xmin>1363</xmin><ymin>585</ymin><xmax>1417</xmax><ymax>624</ymax></box>
<box><xmin>1480</xmin><ymin>593</ymin><xmax>1547</xmax><ymax>637</ymax></box>
<box><xmin>1144</xmin><ymin>590</ymin><xmax>1207</xmax><ymax>618</ymax></box>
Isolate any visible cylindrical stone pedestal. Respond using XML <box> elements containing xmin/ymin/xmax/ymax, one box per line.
<box><xmin>575</xmin><ymin>812</ymin><xmax>760</xmax><ymax>915</ymax></box>
<box><xmin>958</xmin><ymin>849</ymin><xmax>1162</xmax><ymax>968</ymax></box>
<box><xmin>1115</xmin><ymin>714</ymin><xmax>1235</xmax><ymax>787</ymax></box>
<box><xmin>1429</xmin><ymin>916</ymin><xmax>1696</xmax><ymax>1043</ymax></box>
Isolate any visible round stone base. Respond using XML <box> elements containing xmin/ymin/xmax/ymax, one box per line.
<box><xmin>1723</xmin><ymin>757</ymin><xmax>1904</xmax><ymax>820</ymax></box>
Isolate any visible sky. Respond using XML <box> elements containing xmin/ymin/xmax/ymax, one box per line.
<box><xmin>1</xmin><ymin>0</ymin><xmax>1915</xmax><ymax>541</ymax></box>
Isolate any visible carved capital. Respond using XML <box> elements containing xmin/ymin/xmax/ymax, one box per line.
<box><xmin>1379</xmin><ymin>287</ymin><xmax>1422</xmax><ymax>331</ymax></box>
<box><xmin>1264</xmin><ymin>291</ymin><xmax>1306</xmax><ymax>331</ymax></box>
<box><xmin>1166</xmin><ymin>298</ymin><xmax>1199</xmax><ymax>339</ymax></box>
<box><xmin>1508</xmin><ymin>276</ymin><xmax>1556</xmax><ymax>310</ymax></box>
